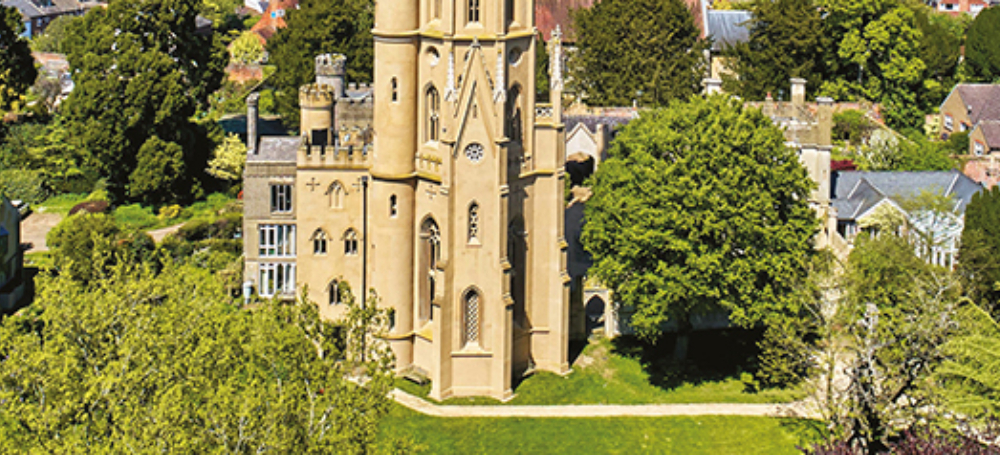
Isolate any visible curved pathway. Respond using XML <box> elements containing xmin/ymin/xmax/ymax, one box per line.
<box><xmin>390</xmin><ymin>389</ymin><xmax>820</xmax><ymax>419</ymax></box>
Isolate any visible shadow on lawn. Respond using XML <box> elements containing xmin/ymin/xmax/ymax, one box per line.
<box><xmin>610</xmin><ymin>327</ymin><xmax>766</xmax><ymax>391</ymax></box>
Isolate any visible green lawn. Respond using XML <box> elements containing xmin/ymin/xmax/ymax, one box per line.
<box><xmin>36</xmin><ymin>192</ymin><xmax>236</xmax><ymax>231</ymax></box>
<box><xmin>398</xmin><ymin>337</ymin><xmax>803</xmax><ymax>406</ymax></box>
<box><xmin>379</xmin><ymin>404</ymin><xmax>823</xmax><ymax>454</ymax></box>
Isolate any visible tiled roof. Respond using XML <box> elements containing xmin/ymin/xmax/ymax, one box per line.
<box><xmin>832</xmin><ymin>170</ymin><xmax>982</xmax><ymax>221</ymax></box>
<box><xmin>3</xmin><ymin>0</ymin><xmax>86</xmax><ymax>19</ymax></box>
<box><xmin>975</xmin><ymin>120</ymin><xmax>1000</xmax><ymax>148</ymax></box>
<box><xmin>248</xmin><ymin>136</ymin><xmax>300</xmax><ymax>162</ymax></box>
<box><xmin>251</xmin><ymin>0</ymin><xmax>298</xmax><ymax>45</ymax></box>
<box><xmin>706</xmin><ymin>10</ymin><xmax>751</xmax><ymax>52</ymax></box>
<box><xmin>955</xmin><ymin>84</ymin><xmax>1000</xmax><ymax>124</ymax></box>
<box><xmin>564</xmin><ymin>112</ymin><xmax>636</xmax><ymax>134</ymax></box>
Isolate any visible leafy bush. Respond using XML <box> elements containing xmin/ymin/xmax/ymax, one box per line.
<box><xmin>68</xmin><ymin>200</ymin><xmax>109</xmax><ymax>216</ymax></box>
<box><xmin>0</xmin><ymin>169</ymin><xmax>50</xmax><ymax>204</ymax></box>
<box><xmin>158</xmin><ymin>204</ymin><xmax>182</xmax><ymax>221</ymax></box>
<box><xmin>833</xmin><ymin>109</ymin><xmax>874</xmax><ymax>145</ymax></box>
<box><xmin>46</xmin><ymin>213</ymin><xmax>120</xmax><ymax>283</ymax></box>
<box><xmin>113</xmin><ymin>204</ymin><xmax>159</xmax><ymax>230</ymax></box>
<box><xmin>258</xmin><ymin>89</ymin><xmax>275</xmax><ymax>115</ymax></box>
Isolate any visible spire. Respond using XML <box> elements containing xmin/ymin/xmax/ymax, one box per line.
<box><xmin>445</xmin><ymin>51</ymin><xmax>456</xmax><ymax>102</ymax></box>
<box><xmin>549</xmin><ymin>25</ymin><xmax>564</xmax><ymax>92</ymax></box>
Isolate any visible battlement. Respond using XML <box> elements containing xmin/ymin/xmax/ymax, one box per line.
<box><xmin>347</xmin><ymin>82</ymin><xmax>374</xmax><ymax>92</ymax></box>
<box><xmin>298</xmin><ymin>142</ymin><xmax>371</xmax><ymax>168</ymax></box>
<box><xmin>316</xmin><ymin>53</ymin><xmax>347</xmax><ymax>77</ymax></box>
<box><xmin>299</xmin><ymin>84</ymin><xmax>335</xmax><ymax>107</ymax></box>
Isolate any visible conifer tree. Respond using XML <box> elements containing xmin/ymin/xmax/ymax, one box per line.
<box><xmin>959</xmin><ymin>186</ymin><xmax>1000</xmax><ymax>317</ymax></box>
<box><xmin>0</xmin><ymin>5</ymin><xmax>37</xmax><ymax>111</ymax></box>
<box><xmin>966</xmin><ymin>6</ymin><xmax>1000</xmax><ymax>82</ymax></box>
<box><xmin>571</xmin><ymin>0</ymin><xmax>707</xmax><ymax>107</ymax></box>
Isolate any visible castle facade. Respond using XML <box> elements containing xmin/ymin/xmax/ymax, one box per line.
<box><xmin>243</xmin><ymin>0</ymin><xmax>571</xmax><ymax>400</ymax></box>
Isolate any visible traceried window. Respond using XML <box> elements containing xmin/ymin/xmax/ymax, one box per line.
<box><xmin>419</xmin><ymin>218</ymin><xmax>441</xmax><ymax>323</ymax></box>
<box><xmin>259</xmin><ymin>224</ymin><xmax>295</xmax><ymax>257</ymax></box>
<box><xmin>270</xmin><ymin>184</ymin><xmax>292</xmax><ymax>213</ymax></box>
<box><xmin>344</xmin><ymin>229</ymin><xmax>359</xmax><ymax>256</ymax></box>
<box><xmin>468</xmin><ymin>202</ymin><xmax>480</xmax><ymax>243</ymax></box>
<box><xmin>312</xmin><ymin>229</ymin><xmax>328</xmax><ymax>255</ymax></box>
<box><xmin>463</xmin><ymin>290</ymin><xmax>481</xmax><ymax>346</ymax></box>
<box><xmin>465</xmin><ymin>143</ymin><xmax>484</xmax><ymax>163</ymax></box>
<box><xmin>468</xmin><ymin>0</ymin><xmax>480</xmax><ymax>23</ymax></box>
<box><xmin>329</xmin><ymin>280</ymin><xmax>341</xmax><ymax>305</ymax></box>
<box><xmin>259</xmin><ymin>263</ymin><xmax>295</xmax><ymax>297</ymax></box>
<box><xmin>427</xmin><ymin>87</ymin><xmax>440</xmax><ymax>142</ymax></box>
<box><xmin>329</xmin><ymin>181</ymin><xmax>345</xmax><ymax>209</ymax></box>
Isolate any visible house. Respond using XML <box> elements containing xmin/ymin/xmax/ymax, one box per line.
<box><xmin>0</xmin><ymin>196</ymin><xmax>24</xmax><ymax>311</ymax></box>
<box><xmin>939</xmin><ymin>84</ymin><xmax>1000</xmax><ymax>138</ymax></box>
<box><xmin>939</xmin><ymin>84</ymin><xmax>1000</xmax><ymax>187</ymax></box>
<box><xmin>831</xmin><ymin>170</ymin><xmax>982</xmax><ymax>268</ymax></box>
<box><xmin>249</xmin><ymin>0</ymin><xmax>297</xmax><ymax>46</ymax></box>
<box><xmin>1</xmin><ymin>0</ymin><xmax>95</xmax><ymax>37</ymax></box>
<box><xmin>703</xmin><ymin>9</ymin><xmax>751</xmax><ymax>81</ymax></box>
<box><xmin>929</xmin><ymin>0</ymin><xmax>988</xmax><ymax>16</ymax></box>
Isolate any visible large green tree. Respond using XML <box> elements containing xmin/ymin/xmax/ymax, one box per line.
<box><xmin>571</xmin><ymin>0</ymin><xmax>707</xmax><ymax>107</ymax></box>
<box><xmin>959</xmin><ymin>185</ymin><xmax>1000</xmax><ymax>318</ymax></box>
<box><xmin>817</xmin><ymin>0</ymin><xmax>926</xmax><ymax>130</ymax></box>
<box><xmin>0</xmin><ymin>5</ymin><xmax>37</xmax><ymax>111</ymax></box>
<box><xmin>582</xmin><ymin>96</ymin><xmax>817</xmax><ymax>355</ymax></box>
<box><xmin>723</xmin><ymin>0</ymin><xmax>824</xmax><ymax>101</ymax></box>
<box><xmin>268</xmin><ymin>0</ymin><xmax>373</xmax><ymax>128</ymax></box>
<box><xmin>966</xmin><ymin>6</ymin><xmax>1000</xmax><ymax>82</ymax></box>
<box><xmin>61</xmin><ymin>0</ymin><xmax>226</xmax><ymax>204</ymax></box>
<box><xmin>0</xmin><ymin>262</ymin><xmax>395</xmax><ymax>452</ymax></box>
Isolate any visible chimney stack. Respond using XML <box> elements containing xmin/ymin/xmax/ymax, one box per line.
<box><xmin>816</xmin><ymin>97</ymin><xmax>834</xmax><ymax>147</ymax></box>
<box><xmin>791</xmin><ymin>78</ymin><xmax>806</xmax><ymax>107</ymax></box>
<box><xmin>247</xmin><ymin>92</ymin><xmax>259</xmax><ymax>155</ymax></box>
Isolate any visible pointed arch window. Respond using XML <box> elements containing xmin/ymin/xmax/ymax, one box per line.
<box><xmin>468</xmin><ymin>202</ymin><xmax>480</xmax><ymax>244</ymax></box>
<box><xmin>329</xmin><ymin>181</ymin><xmax>345</xmax><ymax>209</ymax></box>
<box><xmin>312</xmin><ymin>229</ymin><xmax>328</xmax><ymax>255</ymax></box>
<box><xmin>344</xmin><ymin>229</ymin><xmax>359</xmax><ymax>256</ymax></box>
<box><xmin>468</xmin><ymin>0</ymin><xmax>480</xmax><ymax>23</ymax></box>
<box><xmin>390</xmin><ymin>194</ymin><xmax>398</xmax><ymax>218</ymax></box>
<box><xmin>420</xmin><ymin>219</ymin><xmax>441</xmax><ymax>322</ymax></box>
<box><xmin>391</xmin><ymin>78</ymin><xmax>399</xmax><ymax>102</ymax></box>
<box><xmin>427</xmin><ymin>87</ymin><xmax>440</xmax><ymax>142</ymax></box>
<box><xmin>329</xmin><ymin>280</ymin><xmax>341</xmax><ymax>305</ymax></box>
<box><xmin>463</xmin><ymin>289</ymin><xmax>481</xmax><ymax>346</ymax></box>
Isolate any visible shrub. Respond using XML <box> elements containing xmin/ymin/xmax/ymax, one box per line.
<box><xmin>46</xmin><ymin>213</ymin><xmax>120</xmax><ymax>283</ymax></box>
<box><xmin>113</xmin><ymin>204</ymin><xmax>158</xmax><ymax>230</ymax></box>
<box><xmin>68</xmin><ymin>200</ymin><xmax>109</xmax><ymax>216</ymax></box>
<box><xmin>158</xmin><ymin>204</ymin><xmax>182</xmax><ymax>221</ymax></box>
<box><xmin>177</xmin><ymin>219</ymin><xmax>212</xmax><ymax>242</ymax></box>
<box><xmin>833</xmin><ymin>109</ymin><xmax>874</xmax><ymax>145</ymax></box>
<box><xmin>0</xmin><ymin>169</ymin><xmax>50</xmax><ymax>204</ymax></box>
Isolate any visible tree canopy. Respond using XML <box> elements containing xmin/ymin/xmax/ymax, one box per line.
<box><xmin>0</xmin><ymin>5</ymin><xmax>37</xmax><ymax>111</ymax></box>
<box><xmin>966</xmin><ymin>5</ymin><xmax>1000</xmax><ymax>82</ymax></box>
<box><xmin>61</xmin><ymin>0</ymin><xmax>226</xmax><ymax>204</ymax></box>
<box><xmin>28</xmin><ymin>14</ymin><xmax>78</xmax><ymax>54</ymax></box>
<box><xmin>0</xmin><ymin>261</ymin><xmax>395</xmax><ymax>452</ymax></box>
<box><xmin>582</xmin><ymin>96</ymin><xmax>817</xmax><ymax>341</ymax></box>
<box><xmin>571</xmin><ymin>0</ymin><xmax>706</xmax><ymax>107</ymax></box>
<box><xmin>268</xmin><ymin>0</ymin><xmax>373</xmax><ymax>128</ymax></box>
<box><xmin>959</xmin><ymin>185</ymin><xmax>1000</xmax><ymax>317</ymax></box>
<box><xmin>723</xmin><ymin>0</ymin><xmax>823</xmax><ymax>101</ymax></box>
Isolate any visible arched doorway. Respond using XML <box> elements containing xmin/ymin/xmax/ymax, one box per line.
<box><xmin>585</xmin><ymin>295</ymin><xmax>606</xmax><ymax>336</ymax></box>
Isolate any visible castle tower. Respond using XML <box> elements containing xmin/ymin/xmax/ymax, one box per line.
<box><xmin>365</xmin><ymin>0</ymin><xmax>569</xmax><ymax>400</ymax></box>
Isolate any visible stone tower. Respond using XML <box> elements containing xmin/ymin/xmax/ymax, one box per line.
<box><xmin>365</xmin><ymin>0</ymin><xmax>569</xmax><ymax>400</ymax></box>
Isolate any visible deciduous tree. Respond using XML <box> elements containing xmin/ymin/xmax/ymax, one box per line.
<box><xmin>965</xmin><ymin>6</ymin><xmax>1000</xmax><ymax>82</ymax></box>
<box><xmin>0</xmin><ymin>5</ymin><xmax>37</xmax><ymax>111</ymax></box>
<box><xmin>723</xmin><ymin>0</ymin><xmax>823</xmax><ymax>101</ymax></box>
<box><xmin>582</xmin><ymin>96</ymin><xmax>817</xmax><ymax>358</ymax></box>
<box><xmin>61</xmin><ymin>0</ymin><xmax>226</xmax><ymax>204</ymax></box>
<box><xmin>571</xmin><ymin>0</ymin><xmax>707</xmax><ymax>107</ymax></box>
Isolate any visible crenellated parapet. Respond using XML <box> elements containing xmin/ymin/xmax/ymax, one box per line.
<box><xmin>297</xmin><ymin>143</ymin><xmax>371</xmax><ymax>169</ymax></box>
<box><xmin>299</xmin><ymin>84</ymin><xmax>336</xmax><ymax>109</ymax></box>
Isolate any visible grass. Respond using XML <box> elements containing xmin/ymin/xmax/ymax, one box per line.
<box><xmin>398</xmin><ymin>333</ymin><xmax>804</xmax><ymax>406</ymax></box>
<box><xmin>35</xmin><ymin>192</ymin><xmax>91</xmax><ymax>216</ymax></box>
<box><xmin>36</xmin><ymin>192</ymin><xmax>237</xmax><ymax>232</ymax></box>
<box><xmin>24</xmin><ymin>252</ymin><xmax>54</xmax><ymax>271</ymax></box>
<box><xmin>379</xmin><ymin>404</ymin><xmax>825</xmax><ymax>454</ymax></box>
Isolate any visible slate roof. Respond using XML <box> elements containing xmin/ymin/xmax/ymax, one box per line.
<box><xmin>706</xmin><ymin>10</ymin><xmax>751</xmax><ymax>52</ymax></box>
<box><xmin>248</xmin><ymin>136</ymin><xmax>301</xmax><ymax>163</ymax></box>
<box><xmin>832</xmin><ymin>170</ymin><xmax>982</xmax><ymax>221</ymax></box>
<box><xmin>974</xmin><ymin>120</ymin><xmax>1000</xmax><ymax>148</ymax></box>
<box><xmin>3</xmin><ymin>0</ymin><xmax>86</xmax><ymax>18</ymax></box>
<box><xmin>954</xmin><ymin>84</ymin><xmax>1000</xmax><ymax>124</ymax></box>
<box><xmin>564</xmin><ymin>113</ymin><xmax>636</xmax><ymax>134</ymax></box>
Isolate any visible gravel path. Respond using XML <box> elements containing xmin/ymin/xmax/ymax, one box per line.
<box><xmin>146</xmin><ymin>223</ymin><xmax>185</xmax><ymax>242</ymax></box>
<box><xmin>390</xmin><ymin>389</ymin><xmax>821</xmax><ymax>419</ymax></box>
<box><xmin>20</xmin><ymin>213</ymin><xmax>63</xmax><ymax>252</ymax></box>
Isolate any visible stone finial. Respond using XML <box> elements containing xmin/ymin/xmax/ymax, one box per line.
<box><xmin>549</xmin><ymin>25</ymin><xmax>564</xmax><ymax>92</ymax></box>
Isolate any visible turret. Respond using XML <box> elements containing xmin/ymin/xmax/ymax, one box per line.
<box><xmin>372</xmin><ymin>0</ymin><xmax>418</xmax><ymax>175</ymax></box>
<box><xmin>300</xmin><ymin>84</ymin><xmax>334</xmax><ymax>147</ymax></box>
<box><xmin>316</xmin><ymin>53</ymin><xmax>346</xmax><ymax>99</ymax></box>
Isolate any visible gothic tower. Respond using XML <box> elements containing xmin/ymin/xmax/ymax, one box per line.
<box><xmin>369</xmin><ymin>0</ymin><xmax>570</xmax><ymax>400</ymax></box>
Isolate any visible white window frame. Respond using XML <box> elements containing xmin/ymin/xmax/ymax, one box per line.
<box><xmin>944</xmin><ymin>114</ymin><xmax>953</xmax><ymax>131</ymax></box>
<box><xmin>975</xmin><ymin>141</ymin><xmax>985</xmax><ymax>156</ymax></box>
<box><xmin>259</xmin><ymin>263</ymin><xmax>295</xmax><ymax>297</ymax></box>
<box><xmin>259</xmin><ymin>224</ymin><xmax>296</xmax><ymax>257</ymax></box>
<box><xmin>271</xmin><ymin>184</ymin><xmax>293</xmax><ymax>213</ymax></box>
